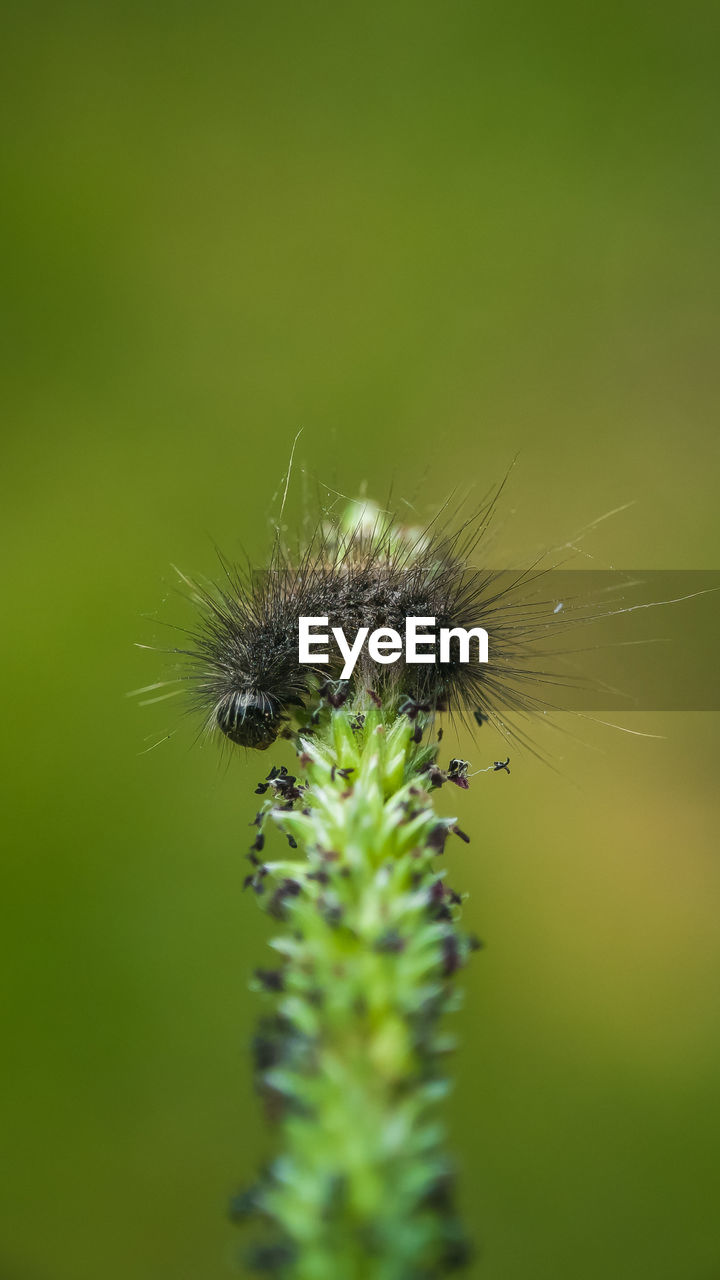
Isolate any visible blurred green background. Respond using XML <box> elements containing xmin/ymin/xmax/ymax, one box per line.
<box><xmin>2</xmin><ymin>2</ymin><xmax>719</xmax><ymax>1277</ymax></box>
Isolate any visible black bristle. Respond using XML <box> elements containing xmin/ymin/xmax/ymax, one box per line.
<box><xmin>174</xmin><ymin>493</ymin><xmax>564</xmax><ymax>752</ymax></box>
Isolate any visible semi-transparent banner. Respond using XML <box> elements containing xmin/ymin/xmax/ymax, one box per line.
<box><xmin>256</xmin><ymin>568</ymin><xmax>720</xmax><ymax>711</ymax></box>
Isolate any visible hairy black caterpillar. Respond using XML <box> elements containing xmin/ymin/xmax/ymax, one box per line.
<box><xmin>177</xmin><ymin>496</ymin><xmax>557</xmax><ymax>751</ymax></box>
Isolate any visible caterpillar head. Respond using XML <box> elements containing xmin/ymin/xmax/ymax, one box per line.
<box><xmin>215</xmin><ymin>691</ymin><xmax>282</xmax><ymax>750</ymax></box>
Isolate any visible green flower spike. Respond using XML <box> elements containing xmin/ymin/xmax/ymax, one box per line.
<box><xmin>239</xmin><ymin>692</ymin><xmax>478</xmax><ymax>1279</ymax></box>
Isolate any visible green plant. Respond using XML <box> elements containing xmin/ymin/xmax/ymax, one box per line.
<box><xmin>237</xmin><ymin>690</ymin><xmax>478</xmax><ymax>1279</ymax></box>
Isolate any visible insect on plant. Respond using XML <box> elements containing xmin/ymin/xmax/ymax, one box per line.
<box><xmin>136</xmin><ymin>471</ymin><xmax>692</xmax><ymax>1279</ymax></box>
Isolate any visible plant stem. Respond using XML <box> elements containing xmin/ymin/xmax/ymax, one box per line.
<box><xmin>240</xmin><ymin>692</ymin><xmax>474</xmax><ymax>1279</ymax></box>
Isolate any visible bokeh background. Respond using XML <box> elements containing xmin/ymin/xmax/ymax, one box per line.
<box><xmin>2</xmin><ymin>3</ymin><xmax>719</xmax><ymax>1278</ymax></box>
